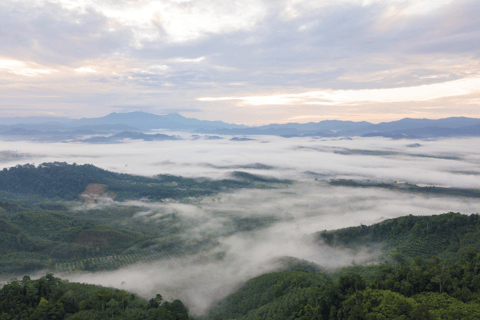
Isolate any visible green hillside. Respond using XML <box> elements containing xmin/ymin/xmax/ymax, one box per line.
<box><xmin>0</xmin><ymin>211</ymin><xmax>154</xmax><ymax>275</ymax></box>
<box><xmin>206</xmin><ymin>250</ymin><xmax>480</xmax><ymax>320</ymax></box>
<box><xmin>206</xmin><ymin>213</ymin><xmax>480</xmax><ymax>320</ymax></box>
<box><xmin>0</xmin><ymin>162</ymin><xmax>290</xmax><ymax>201</ymax></box>
<box><xmin>316</xmin><ymin>212</ymin><xmax>480</xmax><ymax>262</ymax></box>
<box><xmin>0</xmin><ymin>274</ymin><xmax>191</xmax><ymax>320</ymax></box>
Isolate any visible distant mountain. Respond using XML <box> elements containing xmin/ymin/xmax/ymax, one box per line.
<box><xmin>365</xmin><ymin>124</ymin><xmax>480</xmax><ymax>139</ymax></box>
<box><xmin>1</xmin><ymin>112</ymin><xmax>480</xmax><ymax>140</ymax></box>
<box><xmin>258</xmin><ymin>119</ymin><xmax>372</xmax><ymax>132</ymax></box>
<box><xmin>368</xmin><ymin>117</ymin><xmax>480</xmax><ymax>132</ymax></box>
<box><xmin>71</xmin><ymin>112</ymin><xmax>246</xmax><ymax>131</ymax></box>
<box><xmin>196</xmin><ymin>127</ymin><xmax>302</xmax><ymax>136</ymax></box>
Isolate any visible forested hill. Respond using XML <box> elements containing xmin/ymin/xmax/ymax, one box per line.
<box><xmin>206</xmin><ymin>213</ymin><xmax>480</xmax><ymax>320</ymax></box>
<box><xmin>0</xmin><ymin>210</ymin><xmax>155</xmax><ymax>274</ymax></box>
<box><xmin>316</xmin><ymin>212</ymin><xmax>480</xmax><ymax>262</ymax></box>
<box><xmin>0</xmin><ymin>274</ymin><xmax>192</xmax><ymax>319</ymax></box>
<box><xmin>0</xmin><ymin>162</ymin><xmax>289</xmax><ymax>201</ymax></box>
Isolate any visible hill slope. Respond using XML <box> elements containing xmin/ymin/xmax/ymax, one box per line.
<box><xmin>0</xmin><ymin>274</ymin><xmax>192</xmax><ymax>320</ymax></box>
<box><xmin>0</xmin><ymin>162</ymin><xmax>290</xmax><ymax>201</ymax></box>
<box><xmin>0</xmin><ymin>210</ymin><xmax>153</xmax><ymax>274</ymax></box>
<box><xmin>207</xmin><ymin>213</ymin><xmax>480</xmax><ymax>320</ymax></box>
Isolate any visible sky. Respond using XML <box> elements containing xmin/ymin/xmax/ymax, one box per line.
<box><xmin>1</xmin><ymin>0</ymin><xmax>480</xmax><ymax>125</ymax></box>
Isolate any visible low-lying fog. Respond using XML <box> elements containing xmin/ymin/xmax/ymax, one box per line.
<box><xmin>2</xmin><ymin>136</ymin><xmax>480</xmax><ymax>315</ymax></box>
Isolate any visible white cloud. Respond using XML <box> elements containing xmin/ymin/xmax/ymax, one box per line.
<box><xmin>0</xmin><ymin>58</ymin><xmax>56</xmax><ymax>76</ymax></box>
<box><xmin>75</xmin><ymin>67</ymin><xmax>97</xmax><ymax>73</ymax></box>
<box><xmin>36</xmin><ymin>0</ymin><xmax>267</xmax><ymax>43</ymax></box>
<box><xmin>198</xmin><ymin>76</ymin><xmax>480</xmax><ymax>106</ymax></box>
<box><xmin>1</xmin><ymin>0</ymin><xmax>479</xmax><ymax>122</ymax></box>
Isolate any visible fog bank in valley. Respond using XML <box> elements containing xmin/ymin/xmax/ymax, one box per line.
<box><xmin>64</xmin><ymin>183</ymin><xmax>480</xmax><ymax>314</ymax></box>
<box><xmin>2</xmin><ymin>136</ymin><xmax>480</xmax><ymax>314</ymax></box>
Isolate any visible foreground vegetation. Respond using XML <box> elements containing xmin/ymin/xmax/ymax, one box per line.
<box><xmin>0</xmin><ymin>274</ymin><xmax>191</xmax><ymax>320</ymax></box>
<box><xmin>207</xmin><ymin>252</ymin><xmax>480</xmax><ymax>320</ymax></box>
<box><xmin>206</xmin><ymin>213</ymin><xmax>480</xmax><ymax>320</ymax></box>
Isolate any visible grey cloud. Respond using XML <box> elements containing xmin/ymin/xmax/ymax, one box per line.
<box><xmin>1</xmin><ymin>0</ymin><xmax>479</xmax><ymax>122</ymax></box>
<box><xmin>384</xmin><ymin>1</ymin><xmax>480</xmax><ymax>56</ymax></box>
<box><xmin>128</xmin><ymin>0</ymin><xmax>480</xmax><ymax>91</ymax></box>
<box><xmin>0</xmin><ymin>2</ymin><xmax>132</xmax><ymax>65</ymax></box>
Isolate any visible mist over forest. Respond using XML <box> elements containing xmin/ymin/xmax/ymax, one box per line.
<box><xmin>2</xmin><ymin>135</ymin><xmax>480</xmax><ymax>316</ymax></box>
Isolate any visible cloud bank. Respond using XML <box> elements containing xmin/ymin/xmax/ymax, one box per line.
<box><xmin>1</xmin><ymin>0</ymin><xmax>480</xmax><ymax>123</ymax></box>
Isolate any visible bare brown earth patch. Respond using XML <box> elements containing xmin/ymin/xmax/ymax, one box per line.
<box><xmin>79</xmin><ymin>183</ymin><xmax>114</xmax><ymax>202</ymax></box>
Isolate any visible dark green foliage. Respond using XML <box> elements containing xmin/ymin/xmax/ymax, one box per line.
<box><xmin>0</xmin><ymin>162</ymin><xmax>289</xmax><ymax>274</ymax></box>
<box><xmin>0</xmin><ymin>274</ymin><xmax>192</xmax><ymax>320</ymax></box>
<box><xmin>0</xmin><ymin>211</ymin><xmax>154</xmax><ymax>275</ymax></box>
<box><xmin>329</xmin><ymin>179</ymin><xmax>480</xmax><ymax>199</ymax></box>
<box><xmin>317</xmin><ymin>212</ymin><xmax>480</xmax><ymax>262</ymax></box>
<box><xmin>0</xmin><ymin>163</ymin><xmax>109</xmax><ymax>201</ymax></box>
<box><xmin>207</xmin><ymin>270</ymin><xmax>333</xmax><ymax>320</ymax></box>
<box><xmin>230</xmin><ymin>171</ymin><xmax>284</xmax><ymax>183</ymax></box>
<box><xmin>0</xmin><ymin>162</ymin><xmax>290</xmax><ymax>202</ymax></box>
<box><xmin>207</xmin><ymin>213</ymin><xmax>480</xmax><ymax>320</ymax></box>
<box><xmin>206</xmin><ymin>253</ymin><xmax>480</xmax><ymax>320</ymax></box>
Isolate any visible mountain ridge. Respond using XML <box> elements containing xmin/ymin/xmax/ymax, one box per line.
<box><xmin>2</xmin><ymin>112</ymin><xmax>480</xmax><ymax>139</ymax></box>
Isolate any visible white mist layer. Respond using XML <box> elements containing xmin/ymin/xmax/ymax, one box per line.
<box><xmin>64</xmin><ymin>182</ymin><xmax>480</xmax><ymax>315</ymax></box>
<box><xmin>1</xmin><ymin>136</ymin><xmax>480</xmax><ymax>188</ymax></box>
<box><xmin>2</xmin><ymin>136</ymin><xmax>480</xmax><ymax>314</ymax></box>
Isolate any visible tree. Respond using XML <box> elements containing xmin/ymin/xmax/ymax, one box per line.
<box><xmin>106</xmin><ymin>298</ymin><xmax>119</xmax><ymax>318</ymax></box>
<box><xmin>148</xmin><ymin>294</ymin><xmax>164</xmax><ymax>309</ymax></box>
<box><xmin>28</xmin><ymin>297</ymin><xmax>65</xmax><ymax>320</ymax></box>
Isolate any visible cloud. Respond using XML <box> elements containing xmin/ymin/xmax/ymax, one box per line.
<box><xmin>0</xmin><ymin>1</ymin><xmax>132</xmax><ymax>64</ymax></box>
<box><xmin>0</xmin><ymin>58</ymin><xmax>56</xmax><ymax>76</ymax></box>
<box><xmin>198</xmin><ymin>76</ymin><xmax>480</xmax><ymax>106</ymax></box>
<box><xmin>75</xmin><ymin>67</ymin><xmax>96</xmax><ymax>73</ymax></box>
<box><xmin>1</xmin><ymin>0</ymin><xmax>480</xmax><ymax>122</ymax></box>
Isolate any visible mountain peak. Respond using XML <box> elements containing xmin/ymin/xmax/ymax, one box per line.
<box><xmin>165</xmin><ymin>113</ymin><xmax>185</xmax><ymax>118</ymax></box>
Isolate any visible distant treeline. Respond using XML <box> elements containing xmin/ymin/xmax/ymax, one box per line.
<box><xmin>329</xmin><ymin>179</ymin><xmax>480</xmax><ymax>199</ymax></box>
<box><xmin>0</xmin><ymin>162</ymin><xmax>288</xmax><ymax>201</ymax></box>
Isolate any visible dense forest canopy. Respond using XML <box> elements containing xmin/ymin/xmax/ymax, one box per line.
<box><xmin>0</xmin><ymin>274</ymin><xmax>191</xmax><ymax>320</ymax></box>
<box><xmin>0</xmin><ymin>210</ymin><xmax>155</xmax><ymax>274</ymax></box>
<box><xmin>0</xmin><ymin>162</ymin><xmax>289</xmax><ymax>201</ymax></box>
<box><xmin>207</xmin><ymin>244</ymin><xmax>480</xmax><ymax>320</ymax></box>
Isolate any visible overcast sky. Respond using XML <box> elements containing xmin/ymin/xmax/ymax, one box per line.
<box><xmin>1</xmin><ymin>0</ymin><xmax>479</xmax><ymax>124</ymax></box>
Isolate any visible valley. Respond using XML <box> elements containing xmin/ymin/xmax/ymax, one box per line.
<box><xmin>1</xmin><ymin>135</ymin><xmax>480</xmax><ymax>319</ymax></box>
